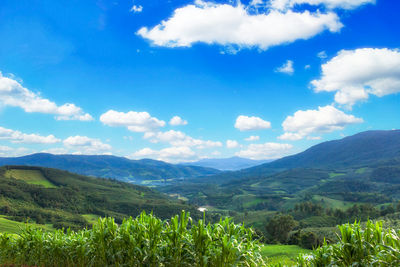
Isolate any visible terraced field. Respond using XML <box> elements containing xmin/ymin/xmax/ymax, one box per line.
<box><xmin>5</xmin><ymin>169</ymin><xmax>56</xmax><ymax>188</ymax></box>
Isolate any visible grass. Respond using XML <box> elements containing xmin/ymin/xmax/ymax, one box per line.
<box><xmin>329</xmin><ymin>172</ymin><xmax>346</xmax><ymax>178</ymax></box>
<box><xmin>0</xmin><ymin>216</ymin><xmax>54</xmax><ymax>234</ymax></box>
<box><xmin>355</xmin><ymin>167</ymin><xmax>368</xmax><ymax>174</ymax></box>
<box><xmin>5</xmin><ymin>169</ymin><xmax>56</xmax><ymax>188</ymax></box>
<box><xmin>82</xmin><ymin>214</ymin><xmax>100</xmax><ymax>225</ymax></box>
<box><xmin>261</xmin><ymin>245</ymin><xmax>310</xmax><ymax>265</ymax></box>
<box><xmin>312</xmin><ymin>195</ymin><xmax>353</xmax><ymax>209</ymax></box>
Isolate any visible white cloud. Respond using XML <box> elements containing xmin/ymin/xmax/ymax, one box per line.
<box><xmin>236</xmin><ymin>142</ymin><xmax>293</xmax><ymax>160</ymax></box>
<box><xmin>130</xmin><ymin>5</ymin><xmax>143</xmax><ymax>13</ymax></box>
<box><xmin>276</xmin><ymin>60</ymin><xmax>294</xmax><ymax>75</ymax></box>
<box><xmin>311</xmin><ymin>48</ymin><xmax>400</xmax><ymax>108</ymax></box>
<box><xmin>278</xmin><ymin>105</ymin><xmax>363</xmax><ymax>140</ymax></box>
<box><xmin>0</xmin><ymin>126</ymin><xmax>61</xmax><ymax>144</ymax></box>
<box><xmin>211</xmin><ymin>150</ymin><xmax>221</xmax><ymax>156</ymax></box>
<box><xmin>169</xmin><ymin>115</ymin><xmax>188</xmax><ymax>126</ymax></box>
<box><xmin>137</xmin><ymin>1</ymin><xmax>342</xmax><ymax>51</ymax></box>
<box><xmin>307</xmin><ymin>136</ymin><xmax>322</xmax><ymax>140</ymax></box>
<box><xmin>41</xmin><ymin>147</ymin><xmax>69</xmax><ymax>155</ymax></box>
<box><xmin>0</xmin><ymin>72</ymin><xmax>93</xmax><ymax>121</ymax></box>
<box><xmin>235</xmin><ymin>115</ymin><xmax>271</xmax><ymax>131</ymax></box>
<box><xmin>250</xmin><ymin>0</ymin><xmax>264</xmax><ymax>6</ymax></box>
<box><xmin>63</xmin><ymin>136</ymin><xmax>112</xmax><ymax>154</ymax></box>
<box><xmin>100</xmin><ymin>110</ymin><xmax>166</xmax><ymax>132</ymax></box>
<box><xmin>144</xmin><ymin>130</ymin><xmax>222</xmax><ymax>149</ymax></box>
<box><xmin>0</xmin><ymin>145</ymin><xmax>29</xmax><ymax>157</ymax></box>
<box><xmin>317</xmin><ymin>50</ymin><xmax>328</xmax><ymax>59</ymax></box>
<box><xmin>245</xmin><ymin>135</ymin><xmax>260</xmax><ymax>141</ymax></box>
<box><xmin>131</xmin><ymin>146</ymin><xmax>196</xmax><ymax>163</ymax></box>
<box><xmin>305</xmin><ymin>64</ymin><xmax>311</xmax><ymax>69</ymax></box>
<box><xmin>226</xmin><ymin>139</ymin><xmax>239</xmax><ymax>149</ymax></box>
<box><xmin>270</xmin><ymin>0</ymin><xmax>375</xmax><ymax>10</ymax></box>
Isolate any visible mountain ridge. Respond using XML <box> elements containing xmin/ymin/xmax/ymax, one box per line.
<box><xmin>0</xmin><ymin>153</ymin><xmax>220</xmax><ymax>182</ymax></box>
<box><xmin>180</xmin><ymin>156</ymin><xmax>271</xmax><ymax>171</ymax></box>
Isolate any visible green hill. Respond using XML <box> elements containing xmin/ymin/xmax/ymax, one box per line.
<box><xmin>0</xmin><ymin>153</ymin><xmax>220</xmax><ymax>184</ymax></box>
<box><xmin>0</xmin><ymin>165</ymin><xmax>200</xmax><ymax>232</ymax></box>
<box><xmin>193</xmin><ymin>130</ymin><xmax>400</xmax><ymax>185</ymax></box>
<box><xmin>160</xmin><ymin>130</ymin><xmax>400</xmax><ymax>231</ymax></box>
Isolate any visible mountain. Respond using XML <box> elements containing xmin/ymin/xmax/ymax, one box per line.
<box><xmin>0</xmin><ymin>165</ymin><xmax>200</xmax><ymax>231</ymax></box>
<box><xmin>195</xmin><ymin>130</ymin><xmax>400</xmax><ymax>184</ymax></box>
<box><xmin>260</xmin><ymin>130</ymin><xmax>400</xmax><ymax>169</ymax></box>
<box><xmin>161</xmin><ymin>130</ymin><xmax>400</xmax><ymax>213</ymax></box>
<box><xmin>180</xmin><ymin>156</ymin><xmax>271</xmax><ymax>171</ymax></box>
<box><xmin>0</xmin><ymin>153</ymin><xmax>220</xmax><ymax>183</ymax></box>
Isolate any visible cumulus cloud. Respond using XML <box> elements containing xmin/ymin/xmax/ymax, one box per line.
<box><xmin>245</xmin><ymin>135</ymin><xmax>260</xmax><ymax>141</ymax></box>
<box><xmin>235</xmin><ymin>115</ymin><xmax>271</xmax><ymax>131</ymax></box>
<box><xmin>63</xmin><ymin>136</ymin><xmax>112</xmax><ymax>154</ymax></box>
<box><xmin>226</xmin><ymin>139</ymin><xmax>239</xmax><ymax>149</ymax></box>
<box><xmin>144</xmin><ymin>130</ymin><xmax>222</xmax><ymax>149</ymax></box>
<box><xmin>131</xmin><ymin>146</ymin><xmax>196</xmax><ymax>163</ymax></box>
<box><xmin>137</xmin><ymin>1</ymin><xmax>342</xmax><ymax>51</ymax></box>
<box><xmin>0</xmin><ymin>126</ymin><xmax>60</xmax><ymax>144</ymax></box>
<box><xmin>0</xmin><ymin>72</ymin><xmax>93</xmax><ymax>121</ymax></box>
<box><xmin>278</xmin><ymin>105</ymin><xmax>363</xmax><ymax>140</ymax></box>
<box><xmin>317</xmin><ymin>50</ymin><xmax>328</xmax><ymax>59</ymax></box>
<box><xmin>130</xmin><ymin>5</ymin><xmax>143</xmax><ymax>13</ymax></box>
<box><xmin>100</xmin><ymin>110</ymin><xmax>166</xmax><ymax>132</ymax></box>
<box><xmin>311</xmin><ymin>48</ymin><xmax>400</xmax><ymax>108</ymax></box>
<box><xmin>169</xmin><ymin>116</ymin><xmax>188</xmax><ymax>126</ymax></box>
<box><xmin>41</xmin><ymin>147</ymin><xmax>69</xmax><ymax>155</ymax></box>
<box><xmin>236</xmin><ymin>142</ymin><xmax>293</xmax><ymax>160</ymax></box>
<box><xmin>276</xmin><ymin>60</ymin><xmax>294</xmax><ymax>75</ymax></box>
<box><xmin>270</xmin><ymin>0</ymin><xmax>375</xmax><ymax>10</ymax></box>
<box><xmin>0</xmin><ymin>145</ymin><xmax>29</xmax><ymax>157</ymax></box>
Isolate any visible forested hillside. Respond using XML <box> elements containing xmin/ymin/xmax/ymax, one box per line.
<box><xmin>0</xmin><ymin>165</ymin><xmax>200</xmax><ymax>231</ymax></box>
<box><xmin>0</xmin><ymin>153</ymin><xmax>220</xmax><ymax>184</ymax></box>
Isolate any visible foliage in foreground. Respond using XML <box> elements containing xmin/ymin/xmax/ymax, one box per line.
<box><xmin>0</xmin><ymin>211</ymin><xmax>264</xmax><ymax>267</ymax></box>
<box><xmin>298</xmin><ymin>220</ymin><xmax>400</xmax><ymax>266</ymax></box>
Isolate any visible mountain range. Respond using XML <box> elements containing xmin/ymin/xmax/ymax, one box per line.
<box><xmin>160</xmin><ymin>130</ymin><xmax>400</xmax><ymax>216</ymax></box>
<box><xmin>180</xmin><ymin>156</ymin><xmax>271</xmax><ymax>171</ymax></box>
<box><xmin>0</xmin><ymin>153</ymin><xmax>220</xmax><ymax>183</ymax></box>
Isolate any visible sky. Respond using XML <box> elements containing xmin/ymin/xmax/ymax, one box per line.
<box><xmin>0</xmin><ymin>0</ymin><xmax>399</xmax><ymax>163</ymax></box>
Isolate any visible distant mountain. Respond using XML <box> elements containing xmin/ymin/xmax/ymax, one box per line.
<box><xmin>180</xmin><ymin>156</ymin><xmax>271</xmax><ymax>171</ymax></box>
<box><xmin>0</xmin><ymin>153</ymin><xmax>220</xmax><ymax>182</ymax></box>
<box><xmin>161</xmin><ymin>130</ymin><xmax>400</xmax><ymax>213</ymax></box>
<box><xmin>257</xmin><ymin>130</ymin><xmax>400</xmax><ymax>170</ymax></box>
<box><xmin>194</xmin><ymin>130</ymin><xmax>400</xmax><ymax>184</ymax></box>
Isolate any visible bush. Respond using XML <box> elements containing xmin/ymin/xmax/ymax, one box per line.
<box><xmin>0</xmin><ymin>211</ymin><xmax>265</xmax><ymax>266</ymax></box>
<box><xmin>297</xmin><ymin>220</ymin><xmax>400</xmax><ymax>266</ymax></box>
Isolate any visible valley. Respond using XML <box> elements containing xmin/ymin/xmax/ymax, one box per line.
<box><xmin>0</xmin><ymin>130</ymin><xmax>400</xmax><ymax>265</ymax></box>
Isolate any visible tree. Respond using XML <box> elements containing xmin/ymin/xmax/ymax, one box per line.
<box><xmin>266</xmin><ymin>214</ymin><xmax>298</xmax><ymax>243</ymax></box>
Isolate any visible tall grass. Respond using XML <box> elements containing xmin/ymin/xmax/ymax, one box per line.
<box><xmin>0</xmin><ymin>211</ymin><xmax>265</xmax><ymax>266</ymax></box>
<box><xmin>297</xmin><ymin>220</ymin><xmax>400</xmax><ymax>266</ymax></box>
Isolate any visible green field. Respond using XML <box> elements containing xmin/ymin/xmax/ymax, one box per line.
<box><xmin>5</xmin><ymin>169</ymin><xmax>56</xmax><ymax>188</ymax></box>
<box><xmin>312</xmin><ymin>195</ymin><xmax>353</xmax><ymax>209</ymax></box>
<box><xmin>328</xmin><ymin>172</ymin><xmax>346</xmax><ymax>178</ymax></box>
<box><xmin>261</xmin><ymin>245</ymin><xmax>310</xmax><ymax>265</ymax></box>
<box><xmin>82</xmin><ymin>214</ymin><xmax>100</xmax><ymax>225</ymax></box>
<box><xmin>0</xmin><ymin>216</ymin><xmax>54</xmax><ymax>234</ymax></box>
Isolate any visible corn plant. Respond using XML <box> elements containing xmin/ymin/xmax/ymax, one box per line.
<box><xmin>0</xmin><ymin>210</ymin><xmax>265</xmax><ymax>267</ymax></box>
<box><xmin>297</xmin><ymin>220</ymin><xmax>400</xmax><ymax>267</ymax></box>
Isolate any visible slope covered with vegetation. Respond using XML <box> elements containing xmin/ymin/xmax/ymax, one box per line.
<box><xmin>0</xmin><ymin>165</ymin><xmax>200</xmax><ymax>231</ymax></box>
<box><xmin>195</xmin><ymin>130</ymin><xmax>400</xmax><ymax>185</ymax></box>
<box><xmin>0</xmin><ymin>153</ymin><xmax>220</xmax><ymax>183</ymax></box>
<box><xmin>160</xmin><ymin>130</ymin><xmax>400</xmax><ymax>248</ymax></box>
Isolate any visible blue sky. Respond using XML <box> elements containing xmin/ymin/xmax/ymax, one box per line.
<box><xmin>0</xmin><ymin>0</ymin><xmax>399</xmax><ymax>162</ymax></box>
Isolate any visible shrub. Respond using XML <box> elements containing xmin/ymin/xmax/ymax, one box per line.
<box><xmin>297</xmin><ymin>220</ymin><xmax>400</xmax><ymax>266</ymax></box>
<box><xmin>0</xmin><ymin>211</ymin><xmax>265</xmax><ymax>267</ymax></box>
